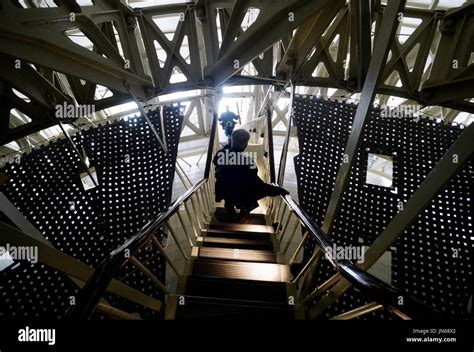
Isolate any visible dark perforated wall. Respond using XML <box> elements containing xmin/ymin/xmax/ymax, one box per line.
<box><xmin>293</xmin><ymin>95</ymin><xmax>473</xmax><ymax>319</ymax></box>
<box><xmin>0</xmin><ymin>106</ymin><xmax>182</xmax><ymax>319</ymax></box>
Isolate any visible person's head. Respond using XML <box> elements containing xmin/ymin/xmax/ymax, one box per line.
<box><xmin>231</xmin><ymin>129</ymin><xmax>250</xmax><ymax>151</ymax></box>
<box><xmin>225</xmin><ymin>105</ymin><xmax>230</xmax><ymax>112</ymax></box>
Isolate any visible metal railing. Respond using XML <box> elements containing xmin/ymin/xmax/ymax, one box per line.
<box><xmin>268</xmin><ymin>190</ymin><xmax>444</xmax><ymax>320</ymax></box>
<box><xmin>251</xmin><ymin>92</ymin><xmax>442</xmax><ymax>320</ymax></box>
<box><xmin>67</xmin><ymin>111</ymin><xmax>220</xmax><ymax>320</ymax></box>
<box><xmin>67</xmin><ymin>177</ymin><xmax>214</xmax><ymax>319</ymax></box>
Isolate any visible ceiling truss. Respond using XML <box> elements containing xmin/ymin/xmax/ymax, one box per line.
<box><xmin>0</xmin><ymin>0</ymin><xmax>472</xmax><ymax>146</ymax></box>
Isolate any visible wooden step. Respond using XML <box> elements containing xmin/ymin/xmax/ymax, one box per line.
<box><xmin>184</xmin><ymin>276</ymin><xmax>289</xmax><ymax>303</ymax></box>
<box><xmin>172</xmin><ymin>295</ymin><xmax>294</xmax><ymax>320</ymax></box>
<box><xmin>214</xmin><ymin>207</ymin><xmax>267</xmax><ymax>217</ymax></box>
<box><xmin>192</xmin><ymin>258</ymin><xmax>290</xmax><ymax>282</ymax></box>
<box><xmin>213</xmin><ymin>209</ymin><xmax>267</xmax><ymax>225</ymax></box>
<box><xmin>202</xmin><ymin>228</ymin><xmax>271</xmax><ymax>241</ymax></box>
<box><xmin>207</xmin><ymin>222</ymin><xmax>275</xmax><ymax>235</ymax></box>
<box><xmin>193</xmin><ymin>246</ymin><xmax>278</xmax><ymax>263</ymax></box>
<box><xmin>197</xmin><ymin>236</ymin><xmax>274</xmax><ymax>250</ymax></box>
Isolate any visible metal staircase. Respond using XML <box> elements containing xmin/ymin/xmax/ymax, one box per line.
<box><xmin>166</xmin><ymin>206</ymin><xmax>304</xmax><ymax>319</ymax></box>
<box><xmin>0</xmin><ymin>110</ymin><xmax>442</xmax><ymax>320</ymax></box>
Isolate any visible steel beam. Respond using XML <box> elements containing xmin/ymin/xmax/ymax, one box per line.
<box><xmin>0</xmin><ymin>53</ymin><xmax>72</xmax><ymax>109</ymax></box>
<box><xmin>137</xmin><ymin>4</ymin><xmax>203</xmax><ymax>92</ymax></box>
<box><xmin>0</xmin><ymin>1</ymin><xmax>153</xmax><ymax>99</ymax></box>
<box><xmin>322</xmin><ymin>0</ymin><xmax>406</xmax><ymax>235</ymax></box>
<box><xmin>349</xmin><ymin>0</ymin><xmax>372</xmax><ymax>90</ymax></box>
<box><xmin>299</xmin><ymin>0</ymin><xmax>406</xmax><ymax>298</ymax></box>
<box><xmin>277</xmin><ymin>81</ymin><xmax>295</xmax><ymax>185</ymax></box>
<box><xmin>295</xmin><ymin>7</ymin><xmax>350</xmax><ymax>84</ymax></box>
<box><xmin>204</xmin><ymin>0</ymin><xmax>333</xmax><ymax>87</ymax></box>
<box><xmin>308</xmin><ymin>121</ymin><xmax>474</xmax><ymax>319</ymax></box>
<box><xmin>277</xmin><ymin>0</ymin><xmax>345</xmax><ymax>79</ymax></box>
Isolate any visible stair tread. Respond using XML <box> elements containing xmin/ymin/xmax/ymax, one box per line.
<box><xmin>196</xmin><ymin>247</ymin><xmax>277</xmax><ymax>263</ymax></box>
<box><xmin>212</xmin><ymin>215</ymin><xmax>267</xmax><ymax>225</ymax></box>
<box><xmin>202</xmin><ymin>228</ymin><xmax>271</xmax><ymax>240</ymax></box>
<box><xmin>185</xmin><ymin>276</ymin><xmax>288</xmax><ymax>303</ymax></box>
<box><xmin>215</xmin><ymin>207</ymin><xmax>266</xmax><ymax>216</ymax></box>
<box><xmin>199</xmin><ymin>236</ymin><xmax>273</xmax><ymax>250</ymax></box>
<box><xmin>207</xmin><ymin>222</ymin><xmax>274</xmax><ymax>234</ymax></box>
<box><xmin>174</xmin><ymin>295</ymin><xmax>293</xmax><ymax>319</ymax></box>
<box><xmin>213</xmin><ymin>209</ymin><xmax>267</xmax><ymax>225</ymax></box>
<box><xmin>201</xmin><ymin>236</ymin><xmax>272</xmax><ymax>245</ymax></box>
<box><xmin>192</xmin><ymin>258</ymin><xmax>290</xmax><ymax>282</ymax></box>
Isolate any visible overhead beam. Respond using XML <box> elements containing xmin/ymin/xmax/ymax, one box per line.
<box><xmin>277</xmin><ymin>0</ymin><xmax>345</xmax><ymax>79</ymax></box>
<box><xmin>0</xmin><ymin>1</ymin><xmax>153</xmax><ymax>99</ymax></box>
<box><xmin>204</xmin><ymin>0</ymin><xmax>333</xmax><ymax>87</ymax></box>
<box><xmin>0</xmin><ymin>53</ymin><xmax>73</xmax><ymax>109</ymax></box>
<box><xmin>308</xmin><ymin>121</ymin><xmax>474</xmax><ymax>319</ymax></box>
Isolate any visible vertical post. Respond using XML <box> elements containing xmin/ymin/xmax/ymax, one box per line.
<box><xmin>58</xmin><ymin>123</ymin><xmax>98</xmax><ymax>188</ymax></box>
<box><xmin>266</xmin><ymin>107</ymin><xmax>276</xmax><ymax>183</ymax></box>
<box><xmin>204</xmin><ymin>112</ymin><xmax>218</xmax><ymax>179</ymax></box>
<box><xmin>349</xmin><ymin>0</ymin><xmax>372</xmax><ymax>90</ymax></box>
<box><xmin>278</xmin><ymin>81</ymin><xmax>295</xmax><ymax>186</ymax></box>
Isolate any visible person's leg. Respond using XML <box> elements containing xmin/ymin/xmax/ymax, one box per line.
<box><xmin>236</xmin><ymin>201</ymin><xmax>259</xmax><ymax>223</ymax></box>
<box><xmin>224</xmin><ymin>199</ymin><xmax>236</xmax><ymax>214</ymax></box>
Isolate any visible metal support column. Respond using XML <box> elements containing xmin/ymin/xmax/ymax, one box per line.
<box><xmin>277</xmin><ymin>82</ymin><xmax>295</xmax><ymax>186</ymax></box>
<box><xmin>299</xmin><ymin>0</ymin><xmax>406</xmax><ymax>299</ymax></box>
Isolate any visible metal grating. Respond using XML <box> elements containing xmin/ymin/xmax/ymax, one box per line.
<box><xmin>0</xmin><ymin>106</ymin><xmax>183</xmax><ymax>319</ymax></box>
<box><xmin>293</xmin><ymin>95</ymin><xmax>473</xmax><ymax>319</ymax></box>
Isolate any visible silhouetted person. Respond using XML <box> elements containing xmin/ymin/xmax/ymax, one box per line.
<box><xmin>213</xmin><ymin>129</ymin><xmax>288</xmax><ymax>222</ymax></box>
<box><xmin>218</xmin><ymin>105</ymin><xmax>239</xmax><ymax>138</ymax></box>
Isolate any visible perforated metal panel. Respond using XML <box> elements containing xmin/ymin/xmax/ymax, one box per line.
<box><xmin>0</xmin><ymin>106</ymin><xmax>182</xmax><ymax>319</ymax></box>
<box><xmin>293</xmin><ymin>95</ymin><xmax>473</xmax><ymax>319</ymax></box>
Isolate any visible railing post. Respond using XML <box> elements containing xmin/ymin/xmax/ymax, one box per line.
<box><xmin>282</xmin><ymin>220</ymin><xmax>300</xmax><ymax>253</ymax></box>
<box><xmin>277</xmin><ymin>81</ymin><xmax>295</xmax><ymax>186</ymax></box>
<box><xmin>150</xmin><ymin>235</ymin><xmax>179</xmax><ymax>276</ymax></box>
<box><xmin>277</xmin><ymin>210</ymin><xmax>293</xmax><ymax>243</ymax></box>
<box><xmin>289</xmin><ymin>230</ymin><xmax>308</xmax><ymax>265</ymax></box>
<box><xmin>165</xmin><ymin>220</ymin><xmax>189</xmax><ymax>259</ymax></box>
<box><xmin>184</xmin><ymin>201</ymin><xmax>199</xmax><ymax>237</ymax></box>
<box><xmin>189</xmin><ymin>195</ymin><xmax>203</xmax><ymax>230</ymax></box>
<box><xmin>176</xmin><ymin>210</ymin><xmax>194</xmax><ymax>247</ymax></box>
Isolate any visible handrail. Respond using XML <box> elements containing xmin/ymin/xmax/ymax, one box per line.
<box><xmin>68</xmin><ymin>178</ymin><xmax>207</xmax><ymax>320</ymax></box>
<box><xmin>239</xmin><ymin>116</ymin><xmax>266</xmax><ymax>129</ymax></box>
<box><xmin>276</xmin><ymin>189</ymin><xmax>444</xmax><ymax>320</ymax></box>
